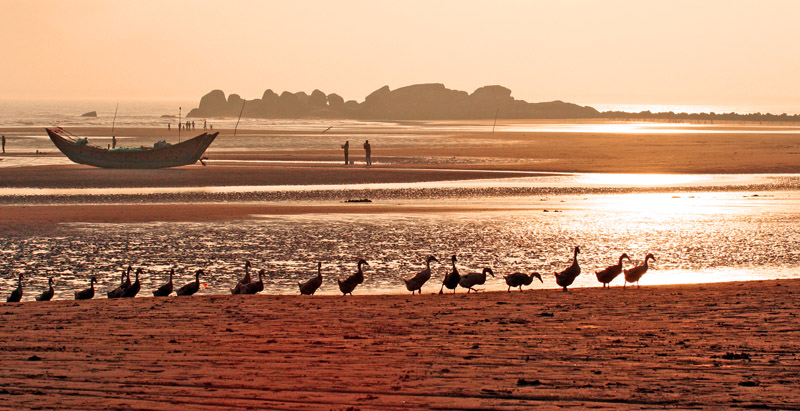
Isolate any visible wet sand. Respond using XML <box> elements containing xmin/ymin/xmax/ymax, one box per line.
<box><xmin>0</xmin><ymin>203</ymin><xmax>512</xmax><ymax>231</ymax></box>
<box><xmin>0</xmin><ymin>279</ymin><xmax>797</xmax><ymax>409</ymax></box>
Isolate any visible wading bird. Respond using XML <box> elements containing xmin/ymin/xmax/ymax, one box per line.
<box><xmin>74</xmin><ymin>277</ymin><xmax>97</xmax><ymax>300</ymax></box>
<box><xmin>403</xmin><ymin>256</ymin><xmax>438</xmax><ymax>295</ymax></box>
<box><xmin>555</xmin><ymin>246</ymin><xmax>581</xmax><ymax>291</ymax></box>
<box><xmin>624</xmin><ymin>253</ymin><xmax>656</xmax><ymax>288</ymax></box>
<box><xmin>299</xmin><ymin>262</ymin><xmax>323</xmax><ymax>295</ymax></box>
<box><xmin>338</xmin><ymin>259</ymin><xmax>368</xmax><ymax>295</ymax></box>
<box><xmin>459</xmin><ymin>267</ymin><xmax>495</xmax><ymax>293</ymax></box>
<box><xmin>439</xmin><ymin>255</ymin><xmax>461</xmax><ymax>294</ymax></box>
<box><xmin>595</xmin><ymin>253</ymin><xmax>630</xmax><ymax>288</ymax></box>
<box><xmin>36</xmin><ymin>277</ymin><xmax>54</xmax><ymax>301</ymax></box>
<box><xmin>504</xmin><ymin>271</ymin><xmax>542</xmax><ymax>292</ymax></box>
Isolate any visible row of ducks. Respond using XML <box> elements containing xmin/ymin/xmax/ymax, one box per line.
<box><xmin>5</xmin><ymin>248</ymin><xmax>655</xmax><ymax>302</ymax></box>
<box><xmin>5</xmin><ymin>266</ymin><xmax>205</xmax><ymax>302</ymax></box>
<box><xmin>404</xmin><ymin>247</ymin><xmax>655</xmax><ymax>295</ymax></box>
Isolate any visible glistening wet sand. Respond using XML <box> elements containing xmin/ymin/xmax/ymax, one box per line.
<box><xmin>0</xmin><ymin>280</ymin><xmax>797</xmax><ymax>409</ymax></box>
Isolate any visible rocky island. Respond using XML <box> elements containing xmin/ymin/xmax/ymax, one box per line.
<box><xmin>187</xmin><ymin>83</ymin><xmax>800</xmax><ymax>122</ymax></box>
<box><xmin>187</xmin><ymin>83</ymin><xmax>599</xmax><ymax>120</ymax></box>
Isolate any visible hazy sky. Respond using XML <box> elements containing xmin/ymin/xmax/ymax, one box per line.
<box><xmin>1</xmin><ymin>0</ymin><xmax>798</xmax><ymax>111</ymax></box>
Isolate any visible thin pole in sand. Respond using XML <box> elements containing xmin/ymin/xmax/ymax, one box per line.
<box><xmin>178</xmin><ymin>106</ymin><xmax>182</xmax><ymax>143</ymax></box>
<box><xmin>492</xmin><ymin>108</ymin><xmax>499</xmax><ymax>133</ymax></box>
<box><xmin>233</xmin><ymin>100</ymin><xmax>246</xmax><ymax>138</ymax></box>
<box><xmin>111</xmin><ymin>102</ymin><xmax>119</xmax><ymax>134</ymax></box>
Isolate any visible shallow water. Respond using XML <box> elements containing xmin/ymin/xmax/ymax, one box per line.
<box><xmin>2</xmin><ymin>190</ymin><xmax>799</xmax><ymax>301</ymax></box>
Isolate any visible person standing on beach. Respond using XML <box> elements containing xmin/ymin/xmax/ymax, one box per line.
<box><xmin>363</xmin><ymin>140</ymin><xmax>372</xmax><ymax>166</ymax></box>
<box><xmin>168</xmin><ymin>123</ymin><xmax>171</xmax><ymax>131</ymax></box>
<box><xmin>1</xmin><ymin>135</ymin><xmax>5</xmax><ymax>154</ymax></box>
<box><xmin>203</xmin><ymin>119</ymin><xmax>207</xmax><ymax>130</ymax></box>
<box><xmin>112</xmin><ymin>135</ymin><xmax>117</xmax><ymax>149</ymax></box>
<box><xmin>341</xmin><ymin>141</ymin><xmax>349</xmax><ymax>165</ymax></box>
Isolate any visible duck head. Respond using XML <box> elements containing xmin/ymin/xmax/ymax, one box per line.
<box><xmin>531</xmin><ymin>272</ymin><xmax>543</xmax><ymax>283</ymax></box>
<box><xmin>483</xmin><ymin>267</ymin><xmax>495</xmax><ymax>277</ymax></box>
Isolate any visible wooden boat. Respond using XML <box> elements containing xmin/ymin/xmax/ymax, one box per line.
<box><xmin>46</xmin><ymin>127</ymin><xmax>218</xmax><ymax>169</ymax></box>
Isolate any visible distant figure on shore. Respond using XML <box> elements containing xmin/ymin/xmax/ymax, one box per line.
<box><xmin>192</xmin><ymin>121</ymin><xmax>195</xmax><ymax>130</ymax></box>
<box><xmin>168</xmin><ymin>123</ymin><xmax>171</xmax><ymax>131</ymax></box>
<box><xmin>112</xmin><ymin>135</ymin><xmax>117</xmax><ymax>149</ymax></box>
<box><xmin>341</xmin><ymin>141</ymin><xmax>349</xmax><ymax>165</ymax></box>
<box><xmin>210</xmin><ymin>124</ymin><xmax>213</xmax><ymax>130</ymax></box>
<box><xmin>363</xmin><ymin>140</ymin><xmax>372</xmax><ymax>166</ymax></box>
<box><xmin>2</xmin><ymin>135</ymin><xmax>5</xmax><ymax>153</ymax></box>
<box><xmin>203</xmin><ymin>119</ymin><xmax>207</xmax><ymax>130</ymax></box>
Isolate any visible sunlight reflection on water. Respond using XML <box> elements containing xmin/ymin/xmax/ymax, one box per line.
<box><xmin>2</xmin><ymin>190</ymin><xmax>798</xmax><ymax>300</ymax></box>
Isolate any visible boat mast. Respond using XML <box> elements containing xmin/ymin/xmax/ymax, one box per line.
<box><xmin>233</xmin><ymin>100</ymin><xmax>246</xmax><ymax>138</ymax></box>
<box><xmin>111</xmin><ymin>102</ymin><xmax>119</xmax><ymax>134</ymax></box>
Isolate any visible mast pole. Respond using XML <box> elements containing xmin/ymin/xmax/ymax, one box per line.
<box><xmin>111</xmin><ymin>102</ymin><xmax>119</xmax><ymax>134</ymax></box>
<box><xmin>233</xmin><ymin>100</ymin><xmax>246</xmax><ymax>138</ymax></box>
<box><xmin>492</xmin><ymin>108</ymin><xmax>499</xmax><ymax>133</ymax></box>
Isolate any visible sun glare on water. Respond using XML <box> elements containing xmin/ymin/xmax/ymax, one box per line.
<box><xmin>576</xmin><ymin>173</ymin><xmax>705</xmax><ymax>186</ymax></box>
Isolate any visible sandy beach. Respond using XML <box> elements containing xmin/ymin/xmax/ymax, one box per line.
<box><xmin>0</xmin><ymin>279</ymin><xmax>797</xmax><ymax>409</ymax></box>
<box><xmin>1</xmin><ymin>124</ymin><xmax>799</xmax><ymax>409</ymax></box>
<box><xmin>3</xmin><ymin>124</ymin><xmax>800</xmax><ymax>175</ymax></box>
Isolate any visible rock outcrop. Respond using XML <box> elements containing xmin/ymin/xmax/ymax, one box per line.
<box><xmin>81</xmin><ymin>111</ymin><xmax>98</xmax><ymax>117</ymax></box>
<box><xmin>186</xmin><ymin>83</ymin><xmax>600</xmax><ymax>119</ymax></box>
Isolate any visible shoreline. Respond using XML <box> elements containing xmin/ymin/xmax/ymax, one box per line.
<box><xmin>2</xmin><ymin>123</ymin><xmax>800</xmax><ymax>174</ymax></box>
<box><xmin>1</xmin><ymin>279</ymin><xmax>797</xmax><ymax>409</ymax></box>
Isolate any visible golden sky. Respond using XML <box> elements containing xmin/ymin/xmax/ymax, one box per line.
<box><xmin>1</xmin><ymin>0</ymin><xmax>798</xmax><ymax>111</ymax></box>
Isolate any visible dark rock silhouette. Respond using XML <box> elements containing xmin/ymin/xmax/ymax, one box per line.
<box><xmin>81</xmin><ymin>111</ymin><xmax>97</xmax><ymax>117</ymax></box>
<box><xmin>186</xmin><ymin>83</ymin><xmax>800</xmax><ymax>122</ymax></box>
<box><xmin>187</xmin><ymin>83</ymin><xmax>598</xmax><ymax>120</ymax></box>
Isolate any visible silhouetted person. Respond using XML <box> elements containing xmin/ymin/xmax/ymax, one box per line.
<box><xmin>112</xmin><ymin>135</ymin><xmax>117</xmax><ymax>149</ymax></box>
<box><xmin>341</xmin><ymin>141</ymin><xmax>349</xmax><ymax>165</ymax></box>
<box><xmin>1</xmin><ymin>135</ymin><xmax>5</xmax><ymax>154</ymax></box>
<box><xmin>363</xmin><ymin>140</ymin><xmax>372</xmax><ymax>166</ymax></box>
<box><xmin>210</xmin><ymin>124</ymin><xmax>213</xmax><ymax>130</ymax></box>
<box><xmin>168</xmin><ymin>123</ymin><xmax>171</xmax><ymax>131</ymax></box>
<box><xmin>203</xmin><ymin>119</ymin><xmax>207</xmax><ymax>130</ymax></box>
<box><xmin>192</xmin><ymin>121</ymin><xmax>195</xmax><ymax>130</ymax></box>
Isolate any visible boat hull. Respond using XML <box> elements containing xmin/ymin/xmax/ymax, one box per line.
<box><xmin>46</xmin><ymin>128</ymin><xmax>218</xmax><ymax>169</ymax></box>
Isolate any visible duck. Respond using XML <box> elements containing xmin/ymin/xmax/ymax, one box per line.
<box><xmin>6</xmin><ymin>273</ymin><xmax>23</xmax><ymax>303</ymax></box>
<box><xmin>36</xmin><ymin>277</ymin><xmax>55</xmax><ymax>301</ymax></box>
<box><xmin>624</xmin><ymin>253</ymin><xmax>656</xmax><ymax>288</ymax></box>
<box><xmin>153</xmin><ymin>268</ymin><xmax>174</xmax><ymax>297</ymax></box>
<box><xmin>439</xmin><ymin>255</ymin><xmax>461</xmax><ymax>294</ymax></box>
<box><xmin>337</xmin><ymin>259</ymin><xmax>368</xmax><ymax>295</ymax></box>
<box><xmin>459</xmin><ymin>267</ymin><xmax>494</xmax><ymax>293</ymax></box>
<box><xmin>240</xmin><ymin>269</ymin><xmax>266</xmax><ymax>295</ymax></box>
<box><xmin>403</xmin><ymin>256</ymin><xmax>438</xmax><ymax>295</ymax></box>
<box><xmin>230</xmin><ymin>260</ymin><xmax>252</xmax><ymax>295</ymax></box>
<box><xmin>176</xmin><ymin>269</ymin><xmax>203</xmax><ymax>296</ymax></box>
<box><xmin>595</xmin><ymin>253</ymin><xmax>630</xmax><ymax>288</ymax></box>
<box><xmin>107</xmin><ymin>265</ymin><xmax>132</xmax><ymax>299</ymax></box>
<box><xmin>503</xmin><ymin>271</ymin><xmax>542</xmax><ymax>292</ymax></box>
<box><xmin>299</xmin><ymin>262</ymin><xmax>323</xmax><ymax>295</ymax></box>
<box><xmin>122</xmin><ymin>268</ymin><xmax>142</xmax><ymax>298</ymax></box>
<box><xmin>74</xmin><ymin>276</ymin><xmax>97</xmax><ymax>300</ymax></box>
<box><xmin>555</xmin><ymin>246</ymin><xmax>581</xmax><ymax>291</ymax></box>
